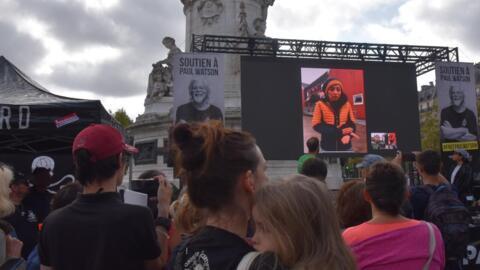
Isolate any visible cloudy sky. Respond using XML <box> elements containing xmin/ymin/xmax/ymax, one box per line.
<box><xmin>1</xmin><ymin>0</ymin><xmax>479</xmax><ymax>119</ymax></box>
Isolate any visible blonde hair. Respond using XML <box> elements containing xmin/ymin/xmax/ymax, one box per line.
<box><xmin>254</xmin><ymin>175</ymin><xmax>356</xmax><ymax>270</ymax></box>
<box><xmin>0</xmin><ymin>164</ymin><xmax>15</xmax><ymax>218</ymax></box>
<box><xmin>174</xmin><ymin>193</ymin><xmax>206</xmax><ymax>235</ymax></box>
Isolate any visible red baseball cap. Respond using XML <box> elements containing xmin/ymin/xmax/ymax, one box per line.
<box><xmin>72</xmin><ymin>124</ymin><xmax>138</xmax><ymax>162</ymax></box>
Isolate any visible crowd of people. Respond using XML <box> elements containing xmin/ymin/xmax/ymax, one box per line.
<box><xmin>0</xmin><ymin>122</ymin><xmax>475</xmax><ymax>270</ymax></box>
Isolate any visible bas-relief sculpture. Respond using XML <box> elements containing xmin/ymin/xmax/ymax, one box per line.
<box><xmin>237</xmin><ymin>1</ymin><xmax>271</xmax><ymax>38</ymax></box>
<box><xmin>198</xmin><ymin>0</ymin><xmax>224</xmax><ymax>25</ymax></box>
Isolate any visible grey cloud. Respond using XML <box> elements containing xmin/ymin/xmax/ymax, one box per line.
<box><xmin>413</xmin><ymin>1</ymin><xmax>480</xmax><ymax>53</ymax></box>
<box><xmin>15</xmin><ymin>0</ymin><xmax>121</xmax><ymax>49</ymax></box>
<box><xmin>48</xmin><ymin>59</ymin><xmax>143</xmax><ymax>96</ymax></box>
<box><xmin>0</xmin><ymin>22</ymin><xmax>46</xmax><ymax>70</ymax></box>
<box><xmin>2</xmin><ymin>0</ymin><xmax>186</xmax><ymax>97</ymax></box>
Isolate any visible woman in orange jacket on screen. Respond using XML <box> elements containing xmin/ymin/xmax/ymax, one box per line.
<box><xmin>312</xmin><ymin>78</ymin><xmax>358</xmax><ymax>151</ymax></box>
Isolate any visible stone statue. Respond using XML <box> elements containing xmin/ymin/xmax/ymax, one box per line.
<box><xmin>146</xmin><ymin>65</ymin><xmax>172</xmax><ymax>102</ymax></box>
<box><xmin>256</xmin><ymin>0</ymin><xmax>275</xmax><ymax>19</ymax></box>
<box><xmin>252</xmin><ymin>17</ymin><xmax>267</xmax><ymax>38</ymax></box>
<box><xmin>146</xmin><ymin>37</ymin><xmax>182</xmax><ymax>103</ymax></box>
<box><xmin>153</xmin><ymin>37</ymin><xmax>182</xmax><ymax>69</ymax></box>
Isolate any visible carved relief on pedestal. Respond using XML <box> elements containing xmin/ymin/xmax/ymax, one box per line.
<box><xmin>238</xmin><ymin>2</ymin><xmax>249</xmax><ymax>37</ymax></box>
<box><xmin>197</xmin><ymin>0</ymin><xmax>224</xmax><ymax>25</ymax></box>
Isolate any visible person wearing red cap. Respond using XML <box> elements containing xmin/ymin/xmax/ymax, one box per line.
<box><xmin>38</xmin><ymin>124</ymin><xmax>166</xmax><ymax>270</ymax></box>
<box><xmin>311</xmin><ymin>78</ymin><xmax>357</xmax><ymax>151</ymax></box>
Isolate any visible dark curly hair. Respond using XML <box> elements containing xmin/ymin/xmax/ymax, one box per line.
<box><xmin>365</xmin><ymin>162</ymin><xmax>406</xmax><ymax>216</ymax></box>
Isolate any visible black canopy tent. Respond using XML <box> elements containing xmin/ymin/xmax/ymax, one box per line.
<box><xmin>0</xmin><ymin>56</ymin><xmax>122</xmax><ymax>186</ymax></box>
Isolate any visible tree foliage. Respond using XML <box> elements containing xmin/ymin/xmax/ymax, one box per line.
<box><xmin>113</xmin><ymin>108</ymin><xmax>133</xmax><ymax>128</ymax></box>
<box><xmin>420</xmin><ymin>103</ymin><xmax>440</xmax><ymax>152</ymax></box>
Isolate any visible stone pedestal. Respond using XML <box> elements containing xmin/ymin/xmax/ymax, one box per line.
<box><xmin>126</xmin><ymin>113</ymin><xmax>174</xmax><ymax>181</ymax></box>
<box><xmin>143</xmin><ymin>96</ymin><xmax>174</xmax><ymax>115</ymax></box>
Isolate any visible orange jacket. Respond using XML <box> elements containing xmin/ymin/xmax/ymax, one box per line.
<box><xmin>312</xmin><ymin>101</ymin><xmax>355</xmax><ymax>127</ymax></box>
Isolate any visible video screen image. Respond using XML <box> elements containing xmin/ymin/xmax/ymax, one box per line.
<box><xmin>370</xmin><ymin>132</ymin><xmax>397</xmax><ymax>150</ymax></box>
<box><xmin>301</xmin><ymin>68</ymin><xmax>367</xmax><ymax>153</ymax></box>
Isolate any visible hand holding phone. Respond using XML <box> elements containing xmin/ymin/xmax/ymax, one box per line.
<box><xmin>155</xmin><ymin>175</ymin><xmax>173</xmax><ymax>218</ymax></box>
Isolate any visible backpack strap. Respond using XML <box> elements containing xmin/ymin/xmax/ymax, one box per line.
<box><xmin>236</xmin><ymin>251</ymin><xmax>261</xmax><ymax>270</ymax></box>
<box><xmin>422</xmin><ymin>222</ymin><xmax>436</xmax><ymax>270</ymax></box>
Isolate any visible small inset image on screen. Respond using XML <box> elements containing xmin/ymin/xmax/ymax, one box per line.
<box><xmin>371</xmin><ymin>132</ymin><xmax>397</xmax><ymax>150</ymax></box>
<box><xmin>301</xmin><ymin>68</ymin><xmax>367</xmax><ymax>153</ymax></box>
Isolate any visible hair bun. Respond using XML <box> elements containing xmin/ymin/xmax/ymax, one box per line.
<box><xmin>173</xmin><ymin>123</ymin><xmax>194</xmax><ymax>150</ymax></box>
<box><xmin>173</xmin><ymin>123</ymin><xmax>205</xmax><ymax>171</ymax></box>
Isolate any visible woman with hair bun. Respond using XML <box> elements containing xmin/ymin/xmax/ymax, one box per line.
<box><xmin>170</xmin><ymin>121</ymin><xmax>268</xmax><ymax>270</ymax></box>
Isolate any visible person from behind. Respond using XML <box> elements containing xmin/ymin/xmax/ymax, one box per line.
<box><xmin>355</xmin><ymin>154</ymin><xmax>385</xmax><ymax>179</ymax></box>
<box><xmin>410</xmin><ymin>150</ymin><xmax>449</xmax><ymax>219</ymax></box>
<box><xmin>343</xmin><ymin>162</ymin><xmax>445</xmax><ymax>270</ymax></box>
<box><xmin>336</xmin><ymin>180</ymin><xmax>371</xmax><ymax>229</ymax></box>
<box><xmin>38</xmin><ymin>124</ymin><xmax>165</xmax><ymax>270</ymax></box>
<box><xmin>0</xmin><ymin>162</ymin><xmax>25</xmax><ymax>268</ymax></box>
<box><xmin>300</xmin><ymin>157</ymin><xmax>327</xmax><ymax>182</ymax></box>
<box><xmin>27</xmin><ymin>182</ymin><xmax>83</xmax><ymax>270</ymax></box>
<box><xmin>297</xmin><ymin>137</ymin><xmax>319</xmax><ymax>173</ymax></box>
<box><xmin>448</xmin><ymin>148</ymin><xmax>473</xmax><ymax>205</ymax></box>
<box><xmin>170</xmin><ymin>121</ymin><xmax>268</xmax><ymax>270</ymax></box>
<box><xmin>412</xmin><ymin>150</ymin><xmax>470</xmax><ymax>270</ymax></box>
<box><xmin>23</xmin><ymin>156</ymin><xmax>55</xmax><ymax>223</ymax></box>
<box><xmin>4</xmin><ymin>170</ymin><xmax>38</xmax><ymax>259</ymax></box>
<box><xmin>251</xmin><ymin>175</ymin><xmax>356</xmax><ymax>270</ymax></box>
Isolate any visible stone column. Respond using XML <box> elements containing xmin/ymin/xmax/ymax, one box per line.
<box><xmin>181</xmin><ymin>0</ymin><xmax>275</xmax><ymax>129</ymax></box>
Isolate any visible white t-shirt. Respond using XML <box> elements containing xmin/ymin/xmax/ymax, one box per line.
<box><xmin>450</xmin><ymin>165</ymin><xmax>462</xmax><ymax>184</ymax></box>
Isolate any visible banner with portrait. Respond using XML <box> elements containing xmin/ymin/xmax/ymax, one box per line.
<box><xmin>436</xmin><ymin>62</ymin><xmax>479</xmax><ymax>152</ymax></box>
<box><xmin>172</xmin><ymin>53</ymin><xmax>225</xmax><ymax>124</ymax></box>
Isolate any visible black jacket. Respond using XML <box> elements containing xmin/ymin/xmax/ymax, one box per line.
<box><xmin>448</xmin><ymin>163</ymin><xmax>473</xmax><ymax>203</ymax></box>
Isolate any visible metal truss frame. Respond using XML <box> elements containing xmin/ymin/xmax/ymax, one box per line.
<box><xmin>191</xmin><ymin>34</ymin><xmax>459</xmax><ymax>76</ymax></box>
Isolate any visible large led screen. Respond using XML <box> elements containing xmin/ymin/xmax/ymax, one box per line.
<box><xmin>241</xmin><ymin>57</ymin><xmax>421</xmax><ymax>160</ymax></box>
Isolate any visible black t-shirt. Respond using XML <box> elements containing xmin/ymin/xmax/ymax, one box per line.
<box><xmin>3</xmin><ymin>204</ymin><xmax>39</xmax><ymax>258</ymax></box>
<box><xmin>38</xmin><ymin>192</ymin><xmax>160</xmax><ymax>270</ymax></box>
<box><xmin>175</xmin><ymin>102</ymin><xmax>223</xmax><ymax>123</ymax></box>
<box><xmin>440</xmin><ymin>106</ymin><xmax>478</xmax><ymax>141</ymax></box>
<box><xmin>23</xmin><ymin>188</ymin><xmax>53</xmax><ymax>223</ymax></box>
<box><xmin>250</xmin><ymin>252</ymin><xmax>289</xmax><ymax>270</ymax></box>
<box><xmin>172</xmin><ymin>226</ymin><xmax>254</xmax><ymax>270</ymax></box>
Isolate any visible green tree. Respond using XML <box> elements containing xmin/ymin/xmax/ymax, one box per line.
<box><xmin>420</xmin><ymin>103</ymin><xmax>440</xmax><ymax>152</ymax></box>
<box><xmin>113</xmin><ymin>108</ymin><xmax>133</xmax><ymax>128</ymax></box>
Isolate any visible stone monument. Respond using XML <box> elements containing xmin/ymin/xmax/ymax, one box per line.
<box><xmin>127</xmin><ymin>1</ymin><xmax>343</xmax><ymax>188</ymax></box>
<box><xmin>127</xmin><ymin>0</ymin><xmax>276</xmax><ymax>181</ymax></box>
<box><xmin>126</xmin><ymin>37</ymin><xmax>183</xmax><ymax>180</ymax></box>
